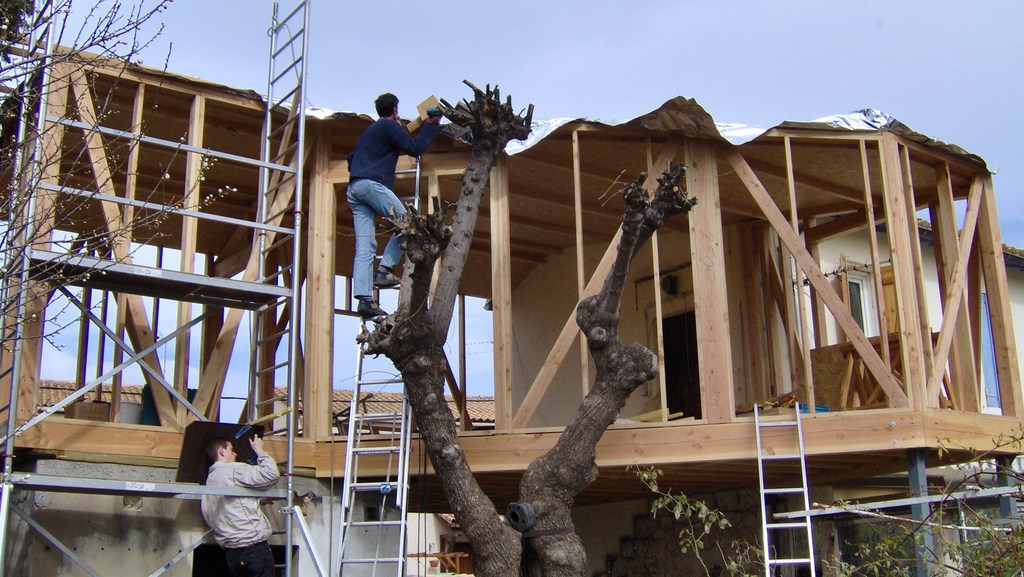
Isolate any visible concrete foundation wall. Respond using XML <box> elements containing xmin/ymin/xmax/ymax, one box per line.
<box><xmin>4</xmin><ymin>459</ymin><xmax>343</xmax><ymax>577</ymax></box>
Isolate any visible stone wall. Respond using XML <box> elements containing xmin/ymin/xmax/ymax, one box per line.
<box><xmin>593</xmin><ymin>488</ymin><xmax>835</xmax><ymax>577</ymax></box>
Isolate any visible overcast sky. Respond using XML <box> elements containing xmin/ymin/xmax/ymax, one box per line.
<box><xmin>120</xmin><ymin>0</ymin><xmax>1024</xmax><ymax>245</ymax></box>
<box><xmin>51</xmin><ymin>0</ymin><xmax>1023</xmax><ymax>406</ymax></box>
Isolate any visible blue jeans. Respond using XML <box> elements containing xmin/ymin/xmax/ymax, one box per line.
<box><xmin>346</xmin><ymin>178</ymin><xmax>407</xmax><ymax>298</ymax></box>
<box><xmin>223</xmin><ymin>541</ymin><xmax>276</xmax><ymax>577</ymax></box>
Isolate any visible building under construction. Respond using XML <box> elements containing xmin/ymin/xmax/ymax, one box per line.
<box><xmin>0</xmin><ymin>1</ymin><xmax>1021</xmax><ymax>575</ymax></box>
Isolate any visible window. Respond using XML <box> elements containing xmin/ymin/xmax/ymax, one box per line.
<box><xmin>980</xmin><ymin>293</ymin><xmax>1001</xmax><ymax>412</ymax></box>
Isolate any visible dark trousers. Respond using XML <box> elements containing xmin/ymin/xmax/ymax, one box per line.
<box><xmin>223</xmin><ymin>541</ymin><xmax>276</xmax><ymax>577</ymax></box>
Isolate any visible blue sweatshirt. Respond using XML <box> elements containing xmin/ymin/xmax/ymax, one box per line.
<box><xmin>347</xmin><ymin>118</ymin><xmax>441</xmax><ymax>190</ymax></box>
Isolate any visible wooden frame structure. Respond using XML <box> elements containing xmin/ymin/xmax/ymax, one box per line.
<box><xmin>2</xmin><ymin>59</ymin><xmax>1021</xmax><ymax>513</ymax></box>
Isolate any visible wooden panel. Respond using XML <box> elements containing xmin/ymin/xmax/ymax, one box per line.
<box><xmin>686</xmin><ymin>140</ymin><xmax>734</xmax><ymax>423</ymax></box>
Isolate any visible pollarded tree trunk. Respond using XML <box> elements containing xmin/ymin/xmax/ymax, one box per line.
<box><xmin>362</xmin><ymin>82</ymin><xmax>695</xmax><ymax>576</ymax></box>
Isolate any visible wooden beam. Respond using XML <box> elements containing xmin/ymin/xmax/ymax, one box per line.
<box><xmin>174</xmin><ymin>94</ymin><xmax>206</xmax><ymax>423</ymax></box>
<box><xmin>490</xmin><ymin>156</ymin><xmax>514</xmax><ymax>429</ymax></box>
<box><xmin>976</xmin><ymin>176</ymin><xmax>1023</xmax><ymax>416</ymax></box>
<box><xmin>572</xmin><ymin>130</ymin><xmax>591</xmax><ymax>397</ymax></box>
<box><xmin>303</xmin><ymin>125</ymin><xmax>334</xmax><ymax>437</ymax></box>
<box><xmin>879</xmin><ymin>134</ymin><xmax>926</xmax><ymax>409</ymax></box>
<box><xmin>901</xmin><ymin>145</ymin><xmax>935</xmax><ymax>390</ymax></box>
<box><xmin>511</xmin><ymin>138</ymin><xmax>683</xmax><ymax>428</ymax></box>
<box><xmin>859</xmin><ymin>140</ymin><xmax>892</xmax><ymax>373</ymax></box>
<box><xmin>784</xmin><ymin>136</ymin><xmax>815</xmax><ymax>408</ymax></box>
<box><xmin>929</xmin><ymin>166</ymin><xmax>979</xmax><ymax>410</ymax></box>
<box><xmin>69</xmin><ymin>69</ymin><xmax>178</xmax><ymax>427</ymax></box>
<box><xmin>647</xmin><ymin>139</ymin><xmax>668</xmax><ymax>421</ymax></box>
<box><xmin>724</xmin><ymin>147</ymin><xmax>909</xmax><ymax>407</ymax></box>
<box><xmin>687</xmin><ymin>139</ymin><xmax>735</xmax><ymax>423</ymax></box>
<box><xmin>925</xmin><ymin>176</ymin><xmax>982</xmax><ymax>403</ymax></box>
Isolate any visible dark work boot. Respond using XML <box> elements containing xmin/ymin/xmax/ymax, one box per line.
<box><xmin>356</xmin><ymin>298</ymin><xmax>387</xmax><ymax>319</ymax></box>
<box><xmin>373</xmin><ymin>268</ymin><xmax>400</xmax><ymax>289</ymax></box>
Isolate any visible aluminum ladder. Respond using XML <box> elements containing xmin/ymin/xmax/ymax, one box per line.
<box><xmin>754</xmin><ymin>402</ymin><xmax>816</xmax><ymax>577</ymax></box>
<box><xmin>256</xmin><ymin>2</ymin><xmax>311</xmax><ymax>576</ymax></box>
<box><xmin>336</xmin><ymin>349</ymin><xmax>413</xmax><ymax>577</ymax></box>
<box><xmin>337</xmin><ymin>157</ymin><xmax>424</xmax><ymax>576</ymax></box>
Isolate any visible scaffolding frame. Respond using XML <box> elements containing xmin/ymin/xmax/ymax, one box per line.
<box><xmin>0</xmin><ymin>1</ymin><xmax>324</xmax><ymax>575</ymax></box>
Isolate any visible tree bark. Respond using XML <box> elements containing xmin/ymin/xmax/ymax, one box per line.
<box><xmin>362</xmin><ymin>81</ymin><xmax>695</xmax><ymax>576</ymax></box>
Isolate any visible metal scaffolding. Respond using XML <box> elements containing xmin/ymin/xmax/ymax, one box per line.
<box><xmin>0</xmin><ymin>1</ymin><xmax>323</xmax><ymax>575</ymax></box>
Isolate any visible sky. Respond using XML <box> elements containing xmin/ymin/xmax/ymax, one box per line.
<box><xmin>117</xmin><ymin>0</ymin><xmax>1024</xmax><ymax>247</ymax></box>
<box><xmin>50</xmin><ymin>0</ymin><xmax>1024</xmax><ymax>412</ymax></box>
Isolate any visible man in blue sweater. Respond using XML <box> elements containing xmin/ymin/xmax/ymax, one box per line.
<box><xmin>346</xmin><ymin>93</ymin><xmax>442</xmax><ymax>318</ymax></box>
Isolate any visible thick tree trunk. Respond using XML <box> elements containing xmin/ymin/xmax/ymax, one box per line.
<box><xmin>362</xmin><ymin>81</ymin><xmax>694</xmax><ymax>576</ymax></box>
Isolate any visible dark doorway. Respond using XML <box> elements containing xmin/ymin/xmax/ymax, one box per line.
<box><xmin>663</xmin><ymin>311</ymin><xmax>701</xmax><ymax>419</ymax></box>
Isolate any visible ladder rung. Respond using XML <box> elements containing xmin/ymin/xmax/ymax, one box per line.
<box><xmin>759</xmin><ymin>421</ymin><xmax>798</xmax><ymax>428</ymax></box>
<box><xmin>265</xmin><ymin>203</ymin><xmax>297</xmax><ymax>225</ymax></box>
<box><xmin>270</xmin><ymin>85</ymin><xmax>301</xmax><ymax>112</ymax></box>
<box><xmin>265</xmin><ymin>170</ymin><xmax>297</xmax><ymax>192</ymax></box>
<box><xmin>350</xmin><ymin>519</ymin><xmax>404</xmax><ymax>527</ymax></box>
<box><xmin>257</xmin><ymin>360</ymin><xmax>289</xmax><ymax>376</ymax></box>
<box><xmin>355</xmin><ymin>377</ymin><xmax>403</xmax><ymax>387</ymax></box>
<box><xmin>760</xmin><ymin>453</ymin><xmax>801</xmax><ymax>461</ymax></box>
<box><xmin>270</xmin><ymin>141</ymin><xmax>300</xmax><ymax>165</ymax></box>
<box><xmin>340</xmin><ymin>557</ymin><xmax>402</xmax><ymax>564</ymax></box>
<box><xmin>352</xmin><ymin>446</ymin><xmax>401</xmax><ymax>455</ymax></box>
<box><xmin>763</xmin><ymin>487</ymin><xmax>804</xmax><ymax>495</ymax></box>
<box><xmin>766</xmin><ymin>522</ymin><xmax>808</xmax><ymax>530</ymax></box>
<box><xmin>256</xmin><ymin>394</ymin><xmax>288</xmax><ymax>407</ymax></box>
<box><xmin>768</xmin><ymin>558</ymin><xmax>813</xmax><ymax>565</ymax></box>
<box><xmin>350</xmin><ymin>481</ymin><xmax>400</xmax><ymax>492</ymax></box>
<box><xmin>355</xmin><ymin>412</ymin><xmax>404</xmax><ymax>422</ymax></box>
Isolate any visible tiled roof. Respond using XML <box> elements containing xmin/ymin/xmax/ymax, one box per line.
<box><xmin>37</xmin><ymin>380</ymin><xmax>143</xmax><ymax>407</ymax></box>
<box><xmin>328</xmin><ymin>389</ymin><xmax>495</xmax><ymax>424</ymax></box>
<box><xmin>37</xmin><ymin>380</ymin><xmax>496</xmax><ymax>426</ymax></box>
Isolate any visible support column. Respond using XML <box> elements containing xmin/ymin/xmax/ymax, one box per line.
<box><xmin>685</xmin><ymin>140</ymin><xmax>734</xmax><ymax>423</ymax></box>
<box><xmin>995</xmin><ymin>455</ymin><xmax>1020</xmax><ymax>519</ymax></box>
<box><xmin>907</xmin><ymin>448</ymin><xmax>935</xmax><ymax>577</ymax></box>
<box><xmin>489</xmin><ymin>155</ymin><xmax>513</xmax><ymax>429</ymax></box>
<box><xmin>303</xmin><ymin>125</ymin><xmax>334</xmax><ymax>437</ymax></box>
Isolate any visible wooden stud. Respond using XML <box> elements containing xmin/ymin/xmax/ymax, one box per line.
<box><xmin>647</xmin><ymin>138</ymin><xmax>668</xmax><ymax>421</ymax></box>
<box><xmin>573</xmin><ymin>130</ymin><xmax>591</xmax><ymax>397</ymax></box>
<box><xmin>686</xmin><ymin>139</ymin><xmax>735</xmax><ymax>423</ymax></box>
<box><xmin>303</xmin><ymin>124</ymin><xmax>335</xmax><ymax>437</ymax></box>
<box><xmin>724</xmin><ymin>147</ymin><xmax>908</xmax><ymax>407</ymax></box>
<box><xmin>784</xmin><ymin>136</ymin><xmax>816</xmax><ymax>408</ymax></box>
<box><xmin>975</xmin><ymin>176</ymin><xmax>1023</xmax><ymax>416</ymax></box>
<box><xmin>930</xmin><ymin>165</ymin><xmax>979</xmax><ymax>411</ymax></box>
<box><xmin>490</xmin><ymin>155</ymin><xmax>514</xmax><ymax>429</ymax></box>
<box><xmin>859</xmin><ymin>140</ymin><xmax>892</xmax><ymax>372</ymax></box>
<box><xmin>174</xmin><ymin>94</ymin><xmax>206</xmax><ymax>423</ymax></box>
<box><xmin>900</xmin><ymin>145</ymin><xmax>936</xmax><ymax>387</ymax></box>
<box><xmin>879</xmin><ymin>134</ymin><xmax>925</xmax><ymax>409</ymax></box>
<box><xmin>924</xmin><ymin>176</ymin><xmax>981</xmax><ymax>402</ymax></box>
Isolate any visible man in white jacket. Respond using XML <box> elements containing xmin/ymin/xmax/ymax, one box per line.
<box><xmin>201</xmin><ymin>435</ymin><xmax>280</xmax><ymax>577</ymax></box>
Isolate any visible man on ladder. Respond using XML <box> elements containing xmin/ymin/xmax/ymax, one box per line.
<box><xmin>346</xmin><ymin>92</ymin><xmax>442</xmax><ymax>319</ymax></box>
